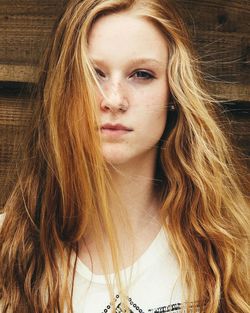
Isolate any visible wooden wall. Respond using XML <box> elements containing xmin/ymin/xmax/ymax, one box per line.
<box><xmin>0</xmin><ymin>0</ymin><xmax>249</xmax><ymax>208</ymax></box>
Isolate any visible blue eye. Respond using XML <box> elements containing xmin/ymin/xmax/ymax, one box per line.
<box><xmin>133</xmin><ymin>71</ymin><xmax>154</xmax><ymax>80</ymax></box>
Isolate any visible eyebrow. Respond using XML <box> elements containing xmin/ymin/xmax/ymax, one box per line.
<box><xmin>129</xmin><ymin>58</ymin><xmax>164</xmax><ymax>67</ymax></box>
<box><xmin>90</xmin><ymin>57</ymin><xmax>164</xmax><ymax>67</ymax></box>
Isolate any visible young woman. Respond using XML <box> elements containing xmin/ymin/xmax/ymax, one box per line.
<box><xmin>0</xmin><ymin>0</ymin><xmax>249</xmax><ymax>312</ymax></box>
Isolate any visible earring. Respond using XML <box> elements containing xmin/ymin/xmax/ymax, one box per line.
<box><xmin>168</xmin><ymin>104</ymin><xmax>176</xmax><ymax>111</ymax></box>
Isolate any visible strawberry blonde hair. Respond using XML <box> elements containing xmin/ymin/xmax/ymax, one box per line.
<box><xmin>0</xmin><ymin>0</ymin><xmax>249</xmax><ymax>312</ymax></box>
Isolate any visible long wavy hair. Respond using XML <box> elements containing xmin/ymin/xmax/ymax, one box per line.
<box><xmin>0</xmin><ymin>0</ymin><xmax>249</xmax><ymax>312</ymax></box>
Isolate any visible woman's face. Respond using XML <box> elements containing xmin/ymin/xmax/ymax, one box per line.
<box><xmin>88</xmin><ymin>11</ymin><xmax>169</xmax><ymax>166</ymax></box>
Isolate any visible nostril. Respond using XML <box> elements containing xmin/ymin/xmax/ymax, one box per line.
<box><xmin>100</xmin><ymin>101</ymin><xmax>111</xmax><ymax>112</ymax></box>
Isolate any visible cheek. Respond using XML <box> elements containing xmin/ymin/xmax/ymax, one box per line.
<box><xmin>136</xmin><ymin>80</ymin><xmax>168</xmax><ymax>107</ymax></box>
<box><xmin>143</xmin><ymin>92</ymin><xmax>168</xmax><ymax>136</ymax></box>
<box><xmin>153</xmin><ymin>109</ymin><xmax>167</xmax><ymax>134</ymax></box>
<box><xmin>141</xmin><ymin>92</ymin><xmax>168</xmax><ymax>122</ymax></box>
<box><xmin>137</xmin><ymin>104</ymin><xmax>167</xmax><ymax>141</ymax></box>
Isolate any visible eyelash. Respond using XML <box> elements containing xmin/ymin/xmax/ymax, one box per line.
<box><xmin>94</xmin><ymin>69</ymin><xmax>155</xmax><ymax>81</ymax></box>
<box><xmin>95</xmin><ymin>69</ymin><xmax>105</xmax><ymax>78</ymax></box>
<box><xmin>131</xmin><ymin>70</ymin><xmax>155</xmax><ymax>80</ymax></box>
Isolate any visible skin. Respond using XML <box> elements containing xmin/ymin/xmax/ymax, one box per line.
<box><xmin>88</xmin><ymin>11</ymin><xmax>169</xmax><ymax>168</ymax></box>
<box><xmin>80</xmin><ymin>10</ymin><xmax>170</xmax><ymax>273</ymax></box>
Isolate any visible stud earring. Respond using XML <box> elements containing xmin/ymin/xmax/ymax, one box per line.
<box><xmin>168</xmin><ymin>104</ymin><xmax>176</xmax><ymax>111</ymax></box>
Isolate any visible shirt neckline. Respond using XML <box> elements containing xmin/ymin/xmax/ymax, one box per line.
<box><xmin>72</xmin><ymin>227</ymin><xmax>168</xmax><ymax>285</ymax></box>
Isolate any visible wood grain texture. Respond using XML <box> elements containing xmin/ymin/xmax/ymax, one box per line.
<box><xmin>0</xmin><ymin>1</ymin><xmax>63</xmax><ymax>65</ymax></box>
<box><xmin>0</xmin><ymin>85</ymin><xmax>33</xmax><ymax>208</ymax></box>
<box><xmin>223</xmin><ymin>102</ymin><xmax>250</xmax><ymax>156</ymax></box>
<box><xmin>0</xmin><ymin>0</ymin><xmax>249</xmax><ymax>101</ymax></box>
<box><xmin>0</xmin><ymin>64</ymin><xmax>38</xmax><ymax>82</ymax></box>
<box><xmin>177</xmin><ymin>0</ymin><xmax>250</xmax><ymax>33</ymax></box>
<box><xmin>176</xmin><ymin>0</ymin><xmax>250</xmax><ymax>101</ymax></box>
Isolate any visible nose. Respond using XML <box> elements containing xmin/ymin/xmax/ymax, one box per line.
<box><xmin>100</xmin><ymin>82</ymin><xmax>128</xmax><ymax>113</ymax></box>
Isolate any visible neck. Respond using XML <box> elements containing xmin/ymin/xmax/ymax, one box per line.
<box><xmin>107</xmin><ymin>152</ymin><xmax>161</xmax><ymax>233</ymax></box>
<box><xmin>78</xmin><ymin>152</ymin><xmax>163</xmax><ymax>274</ymax></box>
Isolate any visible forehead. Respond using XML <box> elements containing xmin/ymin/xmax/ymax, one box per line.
<box><xmin>87</xmin><ymin>12</ymin><xmax>168</xmax><ymax>66</ymax></box>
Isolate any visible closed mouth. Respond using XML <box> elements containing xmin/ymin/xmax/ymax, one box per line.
<box><xmin>101</xmin><ymin>123</ymin><xmax>133</xmax><ymax>131</ymax></box>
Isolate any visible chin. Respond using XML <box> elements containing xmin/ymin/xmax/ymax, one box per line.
<box><xmin>104</xmin><ymin>156</ymin><xmax>129</xmax><ymax>167</ymax></box>
<box><xmin>102</xmin><ymin>145</ymin><xmax>131</xmax><ymax>165</ymax></box>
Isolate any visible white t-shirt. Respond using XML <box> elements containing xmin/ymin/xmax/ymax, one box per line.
<box><xmin>71</xmin><ymin>228</ymin><xmax>185</xmax><ymax>313</ymax></box>
<box><xmin>0</xmin><ymin>214</ymin><xmax>193</xmax><ymax>313</ymax></box>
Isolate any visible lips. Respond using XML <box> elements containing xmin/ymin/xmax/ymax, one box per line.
<box><xmin>101</xmin><ymin>123</ymin><xmax>132</xmax><ymax>131</ymax></box>
<box><xmin>100</xmin><ymin>123</ymin><xmax>133</xmax><ymax>136</ymax></box>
